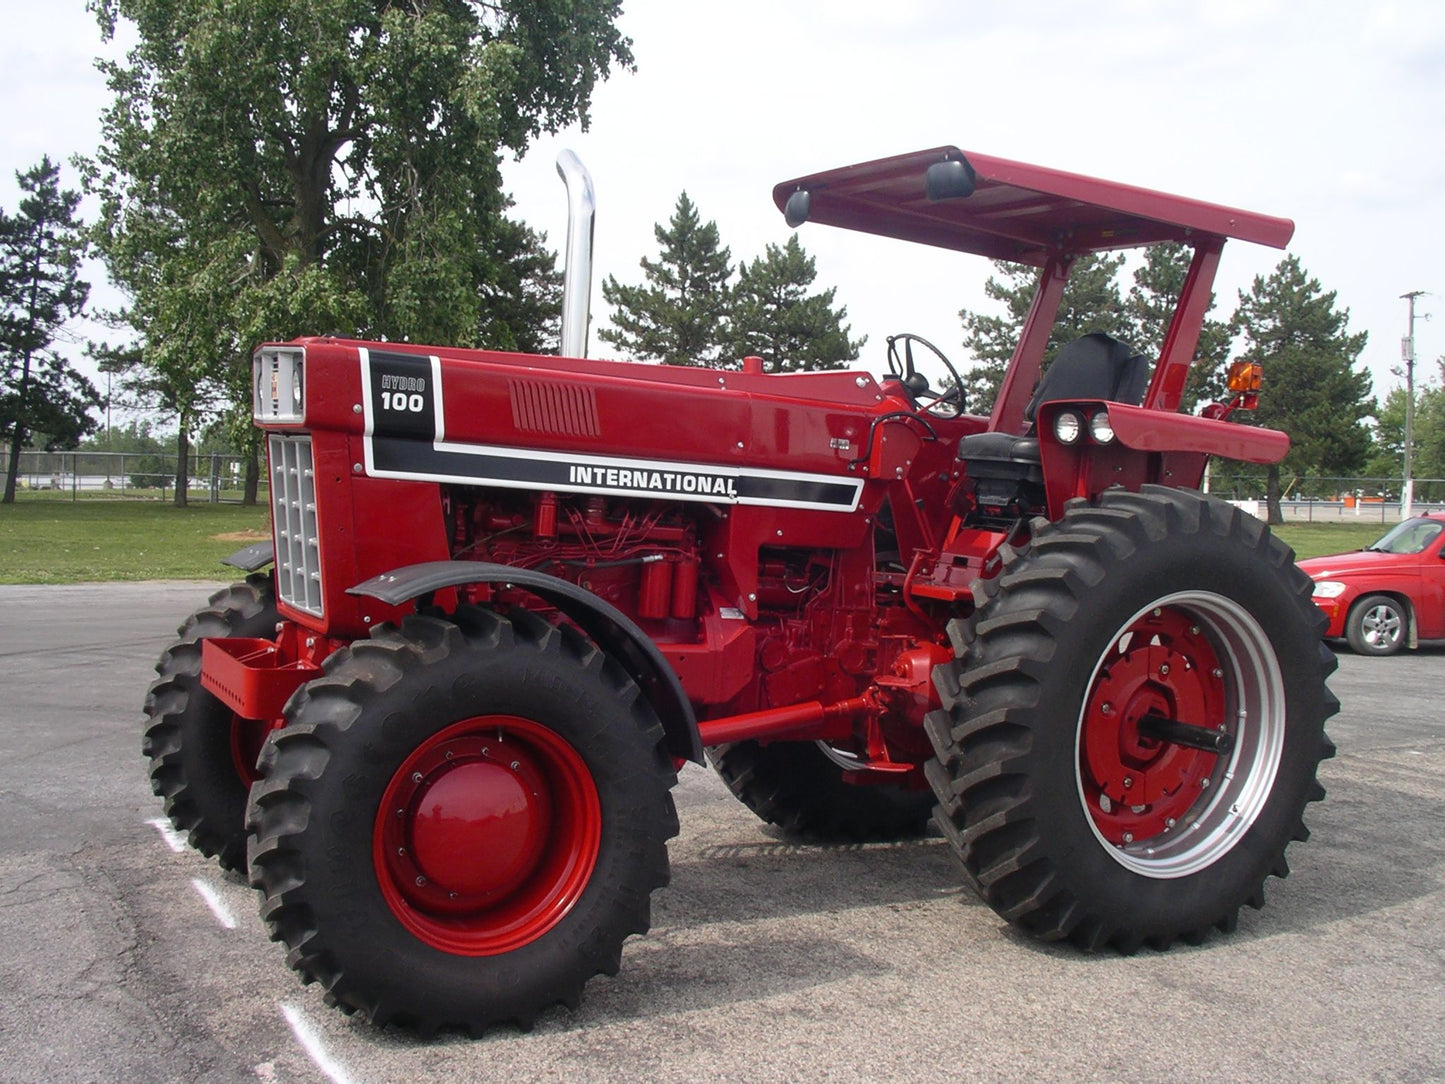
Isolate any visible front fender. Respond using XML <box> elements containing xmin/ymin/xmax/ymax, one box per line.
<box><xmin>348</xmin><ymin>561</ymin><xmax>703</xmax><ymax>764</ymax></box>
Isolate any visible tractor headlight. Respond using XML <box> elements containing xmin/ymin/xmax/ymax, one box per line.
<box><xmin>1311</xmin><ymin>580</ymin><xmax>1347</xmax><ymax>599</ymax></box>
<box><xmin>254</xmin><ymin>347</ymin><xmax>306</xmax><ymax>423</ymax></box>
<box><xmin>1054</xmin><ymin>410</ymin><xmax>1084</xmax><ymax>445</ymax></box>
<box><xmin>1089</xmin><ymin>409</ymin><xmax>1116</xmax><ymax>444</ymax></box>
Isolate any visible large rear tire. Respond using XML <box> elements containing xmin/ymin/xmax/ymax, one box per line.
<box><xmin>925</xmin><ymin>487</ymin><xmax>1337</xmax><ymax>950</ymax></box>
<box><xmin>709</xmin><ymin>740</ymin><xmax>934</xmax><ymax>841</ymax></box>
<box><xmin>245</xmin><ymin>607</ymin><xmax>678</xmax><ymax>1034</ymax></box>
<box><xmin>143</xmin><ymin>574</ymin><xmax>277</xmax><ymax>872</ymax></box>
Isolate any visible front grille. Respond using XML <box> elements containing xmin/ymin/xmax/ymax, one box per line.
<box><xmin>269</xmin><ymin>434</ymin><xmax>323</xmax><ymax>616</ymax></box>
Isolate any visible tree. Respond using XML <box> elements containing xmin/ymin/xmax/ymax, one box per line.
<box><xmin>1367</xmin><ymin>362</ymin><xmax>1445</xmax><ymax>498</ymax></box>
<box><xmin>957</xmin><ymin>253</ymin><xmax>1128</xmax><ymax>411</ymax></box>
<box><xmin>599</xmin><ymin>192</ymin><xmax>733</xmax><ymax>367</ymax></box>
<box><xmin>0</xmin><ymin>158</ymin><xmax>98</xmax><ymax>504</ymax></box>
<box><xmin>1124</xmin><ymin>242</ymin><xmax>1232</xmax><ymax>413</ymax></box>
<box><xmin>726</xmin><ymin>235</ymin><xmax>864</xmax><ymax>372</ymax></box>
<box><xmin>1229</xmin><ymin>255</ymin><xmax>1372</xmax><ymax>523</ymax></box>
<box><xmin>88</xmin><ymin>0</ymin><xmax>631</xmax><ymax>503</ymax></box>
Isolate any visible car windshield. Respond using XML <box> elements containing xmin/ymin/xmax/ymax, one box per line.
<box><xmin>1365</xmin><ymin>518</ymin><xmax>1445</xmax><ymax>555</ymax></box>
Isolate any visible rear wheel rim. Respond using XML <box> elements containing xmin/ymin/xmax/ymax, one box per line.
<box><xmin>1076</xmin><ymin>592</ymin><xmax>1286</xmax><ymax>878</ymax></box>
<box><xmin>373</xmin><ymin>714</ymin><xmax>601</xmax><ymax>955</ymax></box>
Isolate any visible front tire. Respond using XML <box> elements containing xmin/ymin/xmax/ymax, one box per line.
<box><xmin>1345</xmin><ymin>594</ymin><xmax>1406</xmax><ymax>655</ymax></box>
<box><xmin>925</xmin><ymin>487</ymin><xmax>1337</xmax><ymax>950</ymax></box>
<box><xmin>143</xmin><ymin>574</ymin><xmax>277</xmax><ymax>871</ymax></box>
<box><xmin>245</xmin><ymin>607</ymin><xmax>679</xmax><ymax>1034</ymax></box>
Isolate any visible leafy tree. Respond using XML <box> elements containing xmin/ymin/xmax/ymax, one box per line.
<box><xmin>599</xmin><ymin>192</ymin><xmax>733</xmax><ymax>367</ymax></box>
<box><xmin>87</xmin><ymin>0</ymin><xmax>631</xmax><ymax>503</ymax></box>
<box><xmin>1229</xmin><ymin>255</ymin><xmax>1372</xmax><ymax>523</ymax></box>
<box><xmin>1367</xmin><ymin>362</ymin><xmax>1445</xmax><ymax>496</ymax></box>
<box><xmin>1124</xmin><ymin>242</ymin><xmax>1232</xmax><ymax>413</ymax></box>
<box><xmin>726</xmin><ymin>235</ymin><xmax>864</xmax><ymax>372</ymax></box>
<box><xmin>958</xmin><ymin>253</ymin><xmax>1128</xmax><ymax>411</ymax></box>
<box><xmin>0</xmin><ymin>158</ymin><xmax>99</xmax><ymax>504</ymax></box>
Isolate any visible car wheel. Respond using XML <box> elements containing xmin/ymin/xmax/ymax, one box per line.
<box><xmin>1345</xmin><ymin>594</ymin><xmax>1406</xmax><ymax>656</ymax></box>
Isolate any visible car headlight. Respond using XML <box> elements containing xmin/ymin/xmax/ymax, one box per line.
<box><xmin>1054</xmin><ymin>410</ymin><xmax>1084</xmax><ymax>445</ymax></box>
<box><xmin>1311</xmin><ymin>580</ymin><xmax>1347</xmax><ymax>599</ymax></box>
<box><xmin>1089</xmin><ymin>409</ymin><xmax>1116</xmax><ymax>444</ymax></box>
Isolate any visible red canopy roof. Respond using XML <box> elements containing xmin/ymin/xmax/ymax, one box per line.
<box><xmin>771</xmin><ymin>147</ymin><xmax>1293</xmax><ymax>265</ymax></box>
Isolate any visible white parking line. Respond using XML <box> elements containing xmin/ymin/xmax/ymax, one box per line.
<box><xmin>146</xmin><ymin>817</ymin><xmax>188</xmax><ymax>852</ymax></box>
<box><xmin>281</xmin><ymin>1003</ymin><xmax>356</xmax><ymax>1084</ymax></box>
<box><xmin>189</xmin><ymin>877</ymin><xmax>238</xmax><ymax>929</ymax></box>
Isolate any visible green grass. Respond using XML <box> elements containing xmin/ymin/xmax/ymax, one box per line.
<box><xmin>0</xmin><ymin>501</ymin><xmax>271</xmax><ymax>583</ymax></box>
<box><xmin>1271</xmin><ymin>522</ymin><xmax>1385</xmax><ymax>561</ymax></box>
<box><xmin>0</xmin><ymin>499</ymin><xmax>1389</xmax><ymax>584</ymax></box>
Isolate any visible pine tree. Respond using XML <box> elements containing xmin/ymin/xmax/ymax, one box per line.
<box><xmin>599</xmin><ymin>192</ymin><xmax>733</xmax><ymax>367</ymax></box>
<box><xmin>1230</xmin><ymin>255</ymin><xmax>1373</xmax><ymax>523</ymax></box>
<box><xmin>0</xmin><ymin>158</ymin><xmax>98</xmax><ymax>504</ymax></box>
<box><xmin>726</xmin><ymin>235</ymin><xmax>864</xmax><ymax>372</ymax></box>
<box><xmin>957</xmin><ymin>253</ymin><xmax>1129</xmax><ymax>411</ymax></box>
<box><xmin>1124</xmin><ymin>242</ymin><xmax>1232</xmax><ymax>413</ymax></box>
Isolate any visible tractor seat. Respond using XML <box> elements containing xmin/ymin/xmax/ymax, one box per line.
<box><xmin>958</xmin><ymin>333</ymin><xmax>1150</xmax><ymax>470</ymax></box>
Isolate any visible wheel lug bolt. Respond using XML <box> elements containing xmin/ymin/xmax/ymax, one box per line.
<box><xmin>1123</xmin><ymin>776</ymin><xmax>1133</xmax><ymax>788</ymax></box>
<box><xmin>1159</xmin><ymin>663</ymin><xmax>1170</xmax><ymax>676</ymax></box>
<box><xmin>1101</xmin><ymin>703</ymin><xmax>1114</xmax><ymax>716</ymax></box>
<box><xmin>1122</xmin><ymin>832</ymin><xmax>1134</xmax><ymax>844</ymax></box>
<box><xmin>1189</xmin><ymin>625</ymin><xmax>1199</xmax><ymax>635</ymax></box>
<box><xmin>1152</xmin><ymin>608</ymin><xmax>1162</xmax><ymax>617</ymax></box>
<box><xmin>411</xmin><ymin>772</ymin><xmax>423</xmax><ymax>783</ymax></box>
<box><xmin>397</xmin><ymin>846</ymin><xmax>406</xmax><ymax>856</ymax></box>
<box><xmin>1212</xmin><ymin>668</ymin><xmax>1223</xmax><ymax>679</ymax></box>
<box><xmin>510</xmin><ymin>760</ymin><xmax>521</xmax><ymax>771</ymax></box>
<box><xmin>1165</xmin><ymin>818</ymin><xmax>1176</xmax><ymax>828</ymax></box>
<box><xmin>415</xmin><ymin>875</ymin><xmax>426</xmax><ymax>886</ymax></box>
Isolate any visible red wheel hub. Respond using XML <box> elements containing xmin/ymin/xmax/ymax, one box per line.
<box><xmin>374</xmin><ymin>715</ymin><xmax>601</xmax><ymax>955</ymax></box>
<box><xmin>1079</xmin><ymin>608</ymin><xmax>1228</xmax><ymax>845</ymax></box>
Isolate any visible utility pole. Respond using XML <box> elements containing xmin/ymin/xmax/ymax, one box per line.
<box><xmin>1401</xmin><ymin>291</ymin><xmax>1426</xmax><ymax>519</ymax></box>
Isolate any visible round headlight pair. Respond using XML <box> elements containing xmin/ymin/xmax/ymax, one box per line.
<box><xmin>1053</xmin><ymin>409</ymin><xmax>1116</xmax><ymax>445</ymax></box>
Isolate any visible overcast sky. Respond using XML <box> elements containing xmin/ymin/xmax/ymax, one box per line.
<box><xmin>3</xmin><ymin>0</ymin><xmax>1442</xmax><ymax>406</ymax></box>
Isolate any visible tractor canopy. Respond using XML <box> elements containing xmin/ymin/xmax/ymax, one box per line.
<box><xmin>773</xmin><ymin>147</ymin><xmax>1294</xmax><ymax>431</ymax></box>
<box><xmin>771</xmin><ymin>146</ymin><xmax>1293</xmax><ymax>263</ymax></box>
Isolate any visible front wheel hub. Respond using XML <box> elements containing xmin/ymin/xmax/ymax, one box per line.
<box><xmin>374</xmin><ymin>715</ymin><xmax>601</xmax><ymax>955</ymax></box>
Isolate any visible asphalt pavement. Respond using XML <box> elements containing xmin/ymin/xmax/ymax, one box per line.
<box><xmin>0</xmin><ymin>581</ymin><xmax>1441</xmax><ymax>1083</ymax></box>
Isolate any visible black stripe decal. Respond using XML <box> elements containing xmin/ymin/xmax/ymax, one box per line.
<box><xmin>368</xmin><ymin>437</ymin><xmax>860</xmax><ymax>511</ymax></box>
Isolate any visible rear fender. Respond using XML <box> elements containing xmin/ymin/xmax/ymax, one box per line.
<box><xmin>1036</xmin><ymin>400</ymin><xmax>1289</xmax><ymax>516</ymax></box>
<box><xmin>349</xmin><ymin>561</ymin><xmax>703</xmax><ymax>764</ymax></box>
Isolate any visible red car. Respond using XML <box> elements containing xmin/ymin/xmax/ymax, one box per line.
<box><xmin>1298</xmin><ymin>512</ymin><xmax>1445</xmax><ymax>655</ymax></box>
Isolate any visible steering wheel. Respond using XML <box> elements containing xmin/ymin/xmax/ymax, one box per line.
<box><xmin>885</xmin><ymin>333</ymin><xmax>966</xmax><ymax>414</ymax></box>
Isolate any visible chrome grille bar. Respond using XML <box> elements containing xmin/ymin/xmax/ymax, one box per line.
<box><xmin>268</xmin><ymin>434</ymin><xmax>323</xmax><ymax>616</ymax></box>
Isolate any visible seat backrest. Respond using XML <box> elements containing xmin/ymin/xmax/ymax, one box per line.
<box><xmin>1024</xmin><ymin>332</ymin><xmax>1150</xmax><ymax>424</ymax></box>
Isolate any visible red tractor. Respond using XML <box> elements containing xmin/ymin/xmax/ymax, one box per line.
<box><xmin>145</xmin><ymin>146</ymin><xmax>1336</xmax><ymax>1034</ymax></box>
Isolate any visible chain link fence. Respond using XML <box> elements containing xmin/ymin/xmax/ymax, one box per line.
<box><xmin>4</xmin><ymin>450</ymin><xmax>1441</xmax><ymax>523</ymax></box>
<box><xmin>1207</xmin><ymin>474</ymin><xmax>1445</xmax><ymax>524</ymax></box>
<box><xmin>1</xmin><ymin>450</ymin><xmax>265</xmax><ymax>503</ymax></box>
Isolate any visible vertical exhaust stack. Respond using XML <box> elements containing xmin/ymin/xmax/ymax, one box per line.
<box><xmin>555</xmin><ymin>150</ymin><xmax>596</xmax><ymax>358</ymax></box>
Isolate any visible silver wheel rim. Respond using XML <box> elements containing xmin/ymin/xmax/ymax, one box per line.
<box><xmin>1361</xmin><ymin>604</ymin><xmax>1402</xmax><ymax>649</ymax></box>
<box><xmin>1075</xmin><ymin>591</ymin><xmax>1286</xmax><ymax>879</ymax></box>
